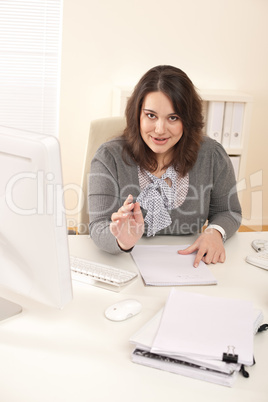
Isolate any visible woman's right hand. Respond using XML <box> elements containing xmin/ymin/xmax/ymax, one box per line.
<box><xmin>110</xmin><ymin>194</ymin><xmax>144</xmax><ymax>251</ymax></box>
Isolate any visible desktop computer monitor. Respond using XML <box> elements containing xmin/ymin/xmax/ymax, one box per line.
<box><xmin>0</xmin><ymin>126</ymin><xmax>73</xmax><ymax>320</ymax></box>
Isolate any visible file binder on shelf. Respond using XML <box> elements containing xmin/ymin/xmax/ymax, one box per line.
<box><xmin>230</xmin><ymin>102</ymin><xmax>245</xmax><ymax>148</ymax></box>
<box><xmin>222</xmin><ymin>102</ymin><xmax>233</xmax><ymax>148</ymax></box>
<box><xmin>206</xmin><ymin>101</ymin><xmax>224</xmax><ymax>143</ymax></box>
<box><xmin>229</xmin><ymin>156</ymin><xmax>240</xmax><ymax>180</ymax></box>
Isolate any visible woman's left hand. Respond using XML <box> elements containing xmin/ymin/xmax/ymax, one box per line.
<box><xmin>178</xmin><ymin>228</ymin><xmax>226</xmax><ymax>267</ymax></box>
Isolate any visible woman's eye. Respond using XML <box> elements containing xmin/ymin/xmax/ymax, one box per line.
<box><xmin>169</xmin><ymin>115</ymin><xmax>179</xmax><ymax>122</ymax></box>
<box><xmin>147</xmin><ymin>113</ymin><xmax>156</xmax><ymax>119</ymax></box>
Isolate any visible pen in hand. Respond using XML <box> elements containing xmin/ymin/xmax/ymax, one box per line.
<box><xmin>110</xmin><ymin>194</ymin><xmax>144</xmax><ymax>251</ymax></box>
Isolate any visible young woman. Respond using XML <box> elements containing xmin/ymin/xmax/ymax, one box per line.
<box><xmin>88</xmin><ymin>65</ymin><xmax>241</xmax><ymax>267</ymax></box>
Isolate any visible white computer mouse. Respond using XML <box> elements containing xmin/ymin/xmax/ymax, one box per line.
<box><xmin>105</xmin><ymin>299</ymin><xmax>142</xmax><ymax>322</ymax></box>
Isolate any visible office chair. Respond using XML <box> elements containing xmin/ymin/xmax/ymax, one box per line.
<box><xmin>77</xmin><ymin>116</ymin><xmax>126</xmax><ymax>234</ymax></box>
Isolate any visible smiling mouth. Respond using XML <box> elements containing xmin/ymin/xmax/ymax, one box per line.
<box><xmin>152</xmin><ymin>136</ymin><xmax>169</xmax><ymax>143</ymax></box>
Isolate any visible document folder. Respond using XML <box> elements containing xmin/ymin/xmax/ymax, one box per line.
<box><xmin>151</xmin><ymin>289</ymin><xmax>254</xmax><ymax>366</ymax></box>
<box><xmin>130</xmin><ymin>290</ymin><xmax>261</xmax><ymax>387</ymax></box>
<box><xmin>206</xmin><ymin>101</ymin><xmax>225</xmax><ymax>143</ymax></box>
<box><xmin>230</xmin><ymin>102</ymin><xmax>244</xmax><ymax>148</ymax></box>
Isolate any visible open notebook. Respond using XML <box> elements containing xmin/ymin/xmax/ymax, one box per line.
<box><xmin>131</xmin><ymin>245</ymin><xmax>217</xmax><ymax>286</ymax></box>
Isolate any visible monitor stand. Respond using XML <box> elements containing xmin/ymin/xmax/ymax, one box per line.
<box><xmin>0</xmin><ymin>297</ymin><xmax>22</xmax><ymax>321</ymax></box>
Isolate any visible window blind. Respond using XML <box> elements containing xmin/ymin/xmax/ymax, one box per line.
<box><xmin>0</xmin><ymin>0</ymin><xmax>62</xmax><ymax>136</ymax></box>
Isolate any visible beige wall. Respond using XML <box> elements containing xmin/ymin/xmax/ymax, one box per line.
<box><xmin>59</xmin><ymin>0</ymin><xmax>268</xmax><ymax>229</ymax></box>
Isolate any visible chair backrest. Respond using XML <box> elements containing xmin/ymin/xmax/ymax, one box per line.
<box><xmin>77</xmin><ymin>116</ymin><xmax>126</xmax><ymax>234</ymax></box>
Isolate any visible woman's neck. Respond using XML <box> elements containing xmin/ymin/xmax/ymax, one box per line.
<box><xmin>153</xmin><ymin>165</ymin><xmax>167</xmax><ymax>178</ymax></box>
<box><xmin>153</xmin><ymin>153</ymin><xmax>172</xmax><ymax>177</ymax></box>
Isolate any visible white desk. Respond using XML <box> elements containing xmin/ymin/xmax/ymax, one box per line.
<box><xmin>0</xmin><ymin>232</ymin><xmax>267</xmax><ymax>402</ymax></box>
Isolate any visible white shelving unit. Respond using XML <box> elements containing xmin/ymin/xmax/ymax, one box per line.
<box><xmin>112</xmin><ymin>87</ymin><xmax>253</xmax><ymax>182</ymax></box>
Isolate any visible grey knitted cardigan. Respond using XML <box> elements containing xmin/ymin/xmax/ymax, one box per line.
<box><xmin>88</xmin><ymin>136</ymin><xmax>242</xmax><ymax>254</ymax></box>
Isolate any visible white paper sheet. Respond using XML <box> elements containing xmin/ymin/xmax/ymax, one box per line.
<box><xmin>151</xmin><ymin>289</ymin><xmax>254</xmax><ymax>366</ymax></box>
<box><xmin>131</xmin><ymin>245</ymin><xmax>217</xmax><ymax>286</ymax></box>
<box><xmin>129</xmin><ymin>308</ymin><xmax>241</xmax><ymax>374</ymax></box>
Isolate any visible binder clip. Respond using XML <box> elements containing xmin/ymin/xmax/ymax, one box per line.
<box><xmin>222</xmin><ymin>345</ymin><xmax>238</xmax><ymax>363</ymax></box>
<box><xmin>240</xmin><ymin>365</ymin><xmax>250</xmax><ymax>378</ymax></box>
<box><xmin>257</xmin><ymin>323</ymin><xmax>268</xmax><ymax>333</ymax></box>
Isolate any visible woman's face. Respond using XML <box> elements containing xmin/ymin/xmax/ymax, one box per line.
<box><xmin>139</xmin><ymin>91</ymin><xmax>183</xmax><ymax>164</ymax></box>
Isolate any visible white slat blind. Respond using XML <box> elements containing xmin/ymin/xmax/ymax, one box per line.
<box><xmin>0</xmin><ymin>0</ymin><xmax>62</xmax><ymax>136</ymax></box>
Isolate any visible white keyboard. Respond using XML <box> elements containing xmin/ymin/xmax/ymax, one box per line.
<box><xmin>70</xmin><ymin>256</ymin><xmax>138</xmax><ymax>289</ymax></box>
<box><xmin>246</xmin><ymin>252</ymin><xmax>268</xmax><ymax>271</ymax></box>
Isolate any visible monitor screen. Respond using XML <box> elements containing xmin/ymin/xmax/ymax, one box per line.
<box><xmin>0</xmin><ymin>126</ymin><xmax>73</xmax><ymax>320</ymax></box>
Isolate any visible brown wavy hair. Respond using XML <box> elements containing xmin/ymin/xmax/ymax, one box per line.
<box><xmin>122</xmin><ymin>65</ymin><xmax>204</xmax><ymax>177</ymax></box>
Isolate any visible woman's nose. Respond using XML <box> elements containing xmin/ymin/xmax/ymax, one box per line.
<box><xmin>154</xmin><ymin>119</ymin><xmax>165</xmax><ymax>134</ymax></box>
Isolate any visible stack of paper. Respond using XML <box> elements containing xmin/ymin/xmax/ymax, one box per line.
<box><xmin>130</xmin><ymin>289</ymin><xmax>259</xmax><ymax>387</ymax></box>
<box><xmin>131</xmin><ymin>245</ymin><xmax>217</xmax><ymax>286</ymax></box>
